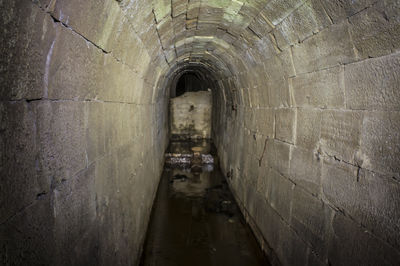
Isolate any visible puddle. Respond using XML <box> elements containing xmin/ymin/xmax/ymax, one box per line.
<box><xmin>140</xmin><ymin>140</ymin><xmax>270</xmax><ymax>266</ymax></box>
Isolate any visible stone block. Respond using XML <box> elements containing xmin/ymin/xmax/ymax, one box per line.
<box><xmin>277</xmin><ymin>48</ymin><xmax>296</xmax><ymax>78</ymax></box>
<box><xmin>187</xmin><ymin>0</ymin><xmax>201</xmax><ymax>19</ymax></box>
<box><xmin>172</xmin><ymin>0</ymin><xmax>187</xmax><ymax>17</ymax></box>
<box><xmin>263</xmin><ymin>55</ymin><xmax>292</xmax><ymax>108</ymax></box>
<box><xmin>276</xmin><ymin>221</ymin><xmax>309</xmax><ymax>266</ymax></box>
<box><xmin>0</xmin><ymin>2</ymin><xmax>57</xmax><ymax>100</ymax></box>
<box><xmin>329</xmin><ymin>212</ymin><xmax>400</xmax><ymax>266</ymax></box>
<box><xmin>254</xmin><ymin>108</ymin><xmax>274</xmax><ymax>138</ymax></box>
<box><xmin>35</xmin><ymin>101</ymin><xmax>87</xmax><ymax>186</ymax></box>
<box><xmin>102</xmin><ymin>17</ymin><xmax>150</xmax><ymax>74</ymax></box>
<box><xmin>295</xmin><ymin>108</ymin><xmax>321</xmax><ymax>150</ymax></box>
<box><xmin>172</xmin><ymin>14</ymin><xmax>186</xmax><ymax>35</ymax></box>
<box><xmin>101</xmin><ymin>55</ymin><xmax>144</xmax><ymax>103</ymax></box>
<box><xmin>322</xmin><ymin>157</ymin><xmax>400</xmax><ymax>249</ymax></box>
<box><xmin>275</xmin><ymin>108</ymin><xmax>296</xmax><ymax>144</ymax></box>
<box><xmin>268</xmin><ymin>140</ymin><xmax>291</xmax><ymax>177</ymax></box>
<box><xmin>0</xmin><ymin>102</ymin><xmax>45</xmax><ymax>223</ymax></box>
<box><xmin>291</xmin><ymin>186</ymin><xmax>333</xmax><ymax>258</ymax></box>
<box><xmin>359</xmin><ymin>111</ymin><xmax>400</xmax><ymax>176</ymax></box>
<box><xmin>154</xmin><ymin>0</ymin><xmax>172</xmax><ymax>23</ymax></box>
<box><xmin>248</xmin><ymin>13</ymin><xmax>273</xmax><ymax>38</ymax></box>
<box><xmin>292</xmin><ymin>21</ymin><xmax>356</xmax><ymax>74</ymax></box>
<box><xmin>53</xmin><ymin>165</ymin><xmax>98</xmax><ymax>266</ymax></box>
<box><xmin>86</xmin><ymin>103</ymin><xmax>106</xmax><ymax>164</ymax></box>
<box><xmin>320</xmin><ymin>110</ymin><xmax>363</xmax><ymax>163</ymax></box>
<box><xmin>345</xmin><ymin>53</ymin><xmax>400</xmax><ymax>111</ymax></box>
<box><xmin>289</xmin><ymin>145</ymin><xmax>321</xmax><ymax>195</ymax></box>
<box><xmin>263</xmin><ymin>0</ymin><xmax>305</xmax><ymax>26</ymax></box>
<box><xmin>47</xmin><ymin>25</ymin><xmax>102</xmax><ymax>100</ymax></box>
<box><xmin>291</xmin><ymin>66</ymin><xmax>345</xmax><ymax>108</ymax></box>
<box><xmin>349</xmin><ymin>2</ymin><xmax>400</xmax><ymax>59</ymax></box>
<box><xmin>272</xmin><ymin>0</ymin><xmax>331</xmax><ymax>46</ymax></box>
<box><xmin>265</xmin><ymin>169</ymin><xmax>294</xmax><ymax>222</ymax></box>
<box><xmin>157</xmin><ymin>16</ymin><xmax>174</xmax><ymax>49</ymax></box>
<box><xmin>51</xmin><ymin>0</ymin><xmax>122</xmax><ymax>51</ymax></box>
<box><xmin>318</xmin><ymin>0</ymin><xmax>376</xmax><ymax>24</ymax></box>
<box><xmin>0</xmin><ymin>195</ymin><xmax>55</xmax><ymax>265</ymax></box>
<box><xmin>252</xmin><ymin>194</ymin><xmax>283</xmax><ymax>252</ymax></box>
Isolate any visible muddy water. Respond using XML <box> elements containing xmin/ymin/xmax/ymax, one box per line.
<box><xmin>140</xmin><ymin>140</ymin><xmax>270</xmax><ymax>266</ymax></box>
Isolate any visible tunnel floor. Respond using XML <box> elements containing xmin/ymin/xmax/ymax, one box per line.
<box><xmin>140</xmin><ymin>140</ymin><xmax>270</xmax><ymax>266</ymax></box>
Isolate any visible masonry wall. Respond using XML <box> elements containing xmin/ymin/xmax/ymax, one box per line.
<box><xmin>212</xmin><ymin>1</ymin><xmax>400</xmax><ymax>265</ymax></box>
<box><xmin>0</xmin><ymin>1</ymin><xmax>168</xmax><ymax>265</ymax></box>
<box><xmin>1</xmin><ymin>0</ymin><xmax>400</xmax><ymax>265</ymax></box>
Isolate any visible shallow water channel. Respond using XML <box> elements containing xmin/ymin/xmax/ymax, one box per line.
<box><xmin>140</xmin><ymin>140</ymin><xmax>270</xmax><ymax>266</ymax></box>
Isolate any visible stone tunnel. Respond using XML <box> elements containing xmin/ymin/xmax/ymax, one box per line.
<box><xmin>1</xmin><ymin>0</ymin><xmax>400</xmax><ymax>265</ymax></box>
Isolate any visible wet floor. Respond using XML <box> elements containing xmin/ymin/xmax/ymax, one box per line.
<box><xmin>140</xmin><ymin>140</ymin><xmax>270</xmax><ymax>266</ymax></box>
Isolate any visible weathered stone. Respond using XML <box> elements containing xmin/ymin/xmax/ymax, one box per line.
<box><xmin>345</xmin><ymin>53</ymin><xmax>400</xmax><ymax>111</ymax></box>
<box><xmin>263</xmin><ymin>54</ymin><xmax>292</xmax><ymax>107</ymax></box>
<box><xmin>291</xmin><ymin>66</ymin><xmax>345</xmax><ymax>109</ymax></box>
<box><xmin>172</xmin><ymin>0</ymin><xmax>187</xmax><ymax>17</ymax></box>
<box><xmin>320</xmin><ymin>110</ymin><xmax>363</xmax><ymax>163</ymax></box>
<box><xmin>359</xmin><ymin>111</ymin><xmax>400</xmax><ymax>176</ymax></box>
<box><xmin>273</xmin><ymin>0</ymin><xmax>331</xmax><ymax>46</ymax></box>
<box><xmin>0</xmin><ymin>102</ymin><xmax>43</xmax><ymax>223</ymax></box>
<box><xmin>51</xmin><ymin>0</ymin><xmax>122</xmax><ymax>51</ymax></box>
<box><xmin>322</xmin><ymin>157</ymin><xmax>400</xmax><ymax>249</ymax></box>
<box><xmin>265</xmin><ymin>168</ymin><xmax>294</xmax><ymax>221</ymax></box>
<box><xmin>248</xmin><ymin>14</ymin><xmax>273</xmax><ymax>38</ymax></box>
<box><xmin>289</xmin><ymin>145</ymin><xmax>321</xmax><ymax>195</ymax></box>
<box><xmin>291</xmin><ymin>186</ymin><xmax>333</xmax><ymax>258</ymax></box>
<box><xmin>263</xmin><ymin>0</ymin><xmax>305</xmax><ymax>26</ymax></box>
<box><xmin>349</xmin><ymin>2</ymin><xmax>400</xmax><ymax>59</ymax></box>
<box><xmin>53</xmin><ymin>165</ymin><xmax>98</xmax><ymax>266</ymax></box>
<box><xmin>329</xmin><ymin>212</ymin><xmax>400</xmax><ymax>266</ymax></box>
<box><xmin>275</xmin><ymin>108</ymin><xmax>296</xmax><ymax>144</ymax></box>
<box><xmin>267</xmin><ymin>139</ymin><xmax>291</xmax><ymax>177</ymax></box>
<box><xmin>295</xmin><ymin>108</ymin><xmax>321</xmax><ymax>149</ymax></box>
<box><xmin>0</xmin><ymin>195</ymin><xmax>55</xmax><ymax>265</ymax></box>
<box><xmin>254</xmin><ymin>108</ymin><xmax>274</xmax><ymax>137</ymax></box>
<box><xmin>292</xmin><ymin>21</ymin><xmax>356</xmax><ymax>74</ymax></box>
<box><xmin>318</xmin><ymin>0</ymin><xmax>376</xmax><ymax>24</ymax></box>
<box><xmin>187</xmin><ymin>0</ymin><xmax>201</xmax><ymax>19</ymax></box>
<box><xmin>35</xmin><ymin>101</ymin><xmax>88</xmax><ymax>186</ymax></box>
<box><xmin>0</xmin><ymin>2</ymin><xmax>57</xmax><ymax>100</ymax></box>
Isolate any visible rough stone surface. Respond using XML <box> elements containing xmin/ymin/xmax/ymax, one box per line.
<box><xmin>1</xmin><ymin>1</ymin><xmax>168</xmax><ymax>265</ymax></box>
<box><xmin>345</xmin><ymin>52</ymin><xmax>400</xmax><ymax>111</ymax></box>
<box><xmin>275</xmin><ymin>108</ymin><xmax>296</xmax><ymax>144</ymax></box>
<box><xmin>2</xmin><ymin>0</ymin><xmax>400</xmax><ymax>265</ymax></box>
<box><xmin>322</xmin><ymin>157</ymin><xmax>400</xmax><ymax>250</ymax></box>
<box><xmin>320</xmin><ymin>110</ymin><xmax>363</xmax><ymax>163</ymax></box>
<box><xmin>291</xmin><ymin>66</ymin><xmax>345</xmax><ymax>109</ymax></box>
<box><xmin>289</xmin><ymin>145</ymin><xmax>321</xmax><ymax>195</ymax></box>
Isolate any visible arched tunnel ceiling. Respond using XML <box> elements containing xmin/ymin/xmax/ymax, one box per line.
<box><xmin>118</xmin><ymin>0</ymin><xmax>280</xmax><ymax>79</ymax></box>
<box><xmin>115</xmin><ymin>0</ymin><xmax>374</xmax><ymax>102</ymax></box>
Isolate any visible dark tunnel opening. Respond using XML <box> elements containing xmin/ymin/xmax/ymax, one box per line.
<box><xmin>174</xmin><ymin>72</ymin><xmax>207</xmax><ymax>97</ymax></box>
